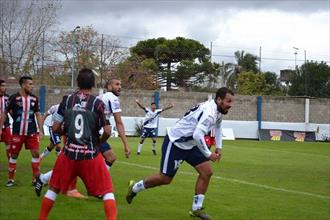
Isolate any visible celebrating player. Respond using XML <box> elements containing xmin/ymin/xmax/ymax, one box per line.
<box><xmin>0</xmin><ymin>79</ymin><xmax>12</xmax><ymax>160</ymax></box>
<box><xmin>135</xmin><ymin>99</ymin><xmax>173</xmax><ymax>155</ymax></box>
<box><xmin>0</xmin><ymin>76</ymin><xmax>43</xmax><ymax>187</ymax></box>
<box><xmin>38</xmin><ymin>68</ymin><xmax>116</xmax><ymax>220</ymax></box>
<box><xmin>126</xmin><ymin>87</ymin><xmax>234</xmax><ymax>220</ymax></box>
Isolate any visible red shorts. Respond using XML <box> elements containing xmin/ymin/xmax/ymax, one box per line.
<box><xmin>1</xmin><ymin>127</ymin><xmax>12</xmax><ymax>145</ymax></box>
<box><xmin>50</xmin><ymin>153</ymin><xmax>113</xmax><ymax>197</ymax></box>
<box><xmin>10</xmin><ymin>134</ymin><xmax>40</xmax><ymax>155</ymax></box>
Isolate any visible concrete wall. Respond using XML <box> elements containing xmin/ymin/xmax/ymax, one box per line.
<box><xmin>6</xmin><ymin>85</ymin><xmax>330</xmax><ymax>124</ymax></box>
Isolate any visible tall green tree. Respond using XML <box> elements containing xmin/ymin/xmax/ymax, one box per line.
<box><xmin>234</xmin><ymin>50</ymin><xmax>259</xmax><ymax>73</ymax></box>
<box><xmin>288</xmin><ymin>61</ymin><xmax>330</xmax><ymax>98</ymax></box>
<box><xmin>237</xmin><ymin>71</ymin><xmax>268</xmax><ymax>95</ymax></box>
<box><xmin>130</xmin><ymin>37</ymin><xmax>212</xmax><ymax>90</ymax></box>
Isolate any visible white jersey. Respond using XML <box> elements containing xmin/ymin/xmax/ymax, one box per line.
<box><xmin>44</xmin><ymin>104</ymin><xmax>59</xmax><ymax>127</ymax></box>
<box><xmin>167</xmin><ymin>99</ymin><xmax>223</xmax><ymax>153</ymax></box>
<box><xmin>100</xmin><ymin>92</ymin><xmax>121</xmax><ymax>121</ymax></box>
<box><xmin>143</xmin><ymin>108</ymin><xmax>163</xmax><ymax>129</ymax></box>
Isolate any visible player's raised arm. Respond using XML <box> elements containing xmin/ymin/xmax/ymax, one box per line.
<box><xmin>162</xmin><ymin>103</ymin><xmax>174</xmax><ymax>112</ymax></box>
<box><xmin>135</xmin><ymin>99</ymin><xmax>146</xmax><ymax>110</ymax></box>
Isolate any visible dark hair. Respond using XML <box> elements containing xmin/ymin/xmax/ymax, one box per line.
<box><xmin>104</xmin><ymin>77</ymin><xmax>120</xmax><ymax>89</ymax></box>
<box><xmin>151</xmin><ymin>102</ymin><xmax>156</xmax><ymax>105</ymax></box>
<box><xmin>215</xmin><ymin>87</ymin><xmax>234</xmax><ymax>100</ymax></box>
<box><xmin>19</xmin><ymin>76</ymin><xmax>33</xmax><ymax>86</ymax></box>
<box><xmin>77</xmin><ymin>68</ymin><xmax>95</xmax><ymax>89</ymax></box>
<box><xmin>0</xmin><ymin>79</ymin><xmax>4</xmax><ymax>86</ymax></box>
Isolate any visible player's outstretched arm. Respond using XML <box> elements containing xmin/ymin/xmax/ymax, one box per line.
<box><xmin>113</xmin><ymin>112</ymin><xmax>131</xmax><ymax>158</ymax></box>
<box><xmin>135</xmin><ymin>99</ymin><xmax>146</xmax><ymax>110</ymax></box>
<box><xmin>162</xmin><ymin>103</ymin><xmax>174</xmax><ymax>112</ymax></box>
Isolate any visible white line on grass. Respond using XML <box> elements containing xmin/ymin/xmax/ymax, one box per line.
<box><xmin>117</xmin><ymin>160</ymin><xmax>330</xmax><ymax>200</ymax></box>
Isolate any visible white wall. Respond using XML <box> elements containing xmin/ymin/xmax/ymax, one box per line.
<box><xmin>41</xmin><ymin>115</ymin><xmax>329</xmax><ymax>141</ymax></box>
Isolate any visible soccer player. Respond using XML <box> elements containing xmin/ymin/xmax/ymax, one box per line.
<box><xmin>40</xmin><ymin>104</ymin><xmax>61</xmax><ymax>158</ymax></box>
<box><xmin>38</xmin><ymin>68</ymin><xmax>116</xmax><ymax>220</ymax></box>
<box><xmin>126</xmin><ymin>87</ymin><xmax>234</xmax><ymax>220</ymax></box>
<box><xmin>100</xmin><ymin>78</ymin><xmax>131</xmax><ymax>168</ymax></box>
<box><xmin>135</xmin><ymin>99</ymin><xmax>173</xmax><ymax>155</ymax></box>
<box><xmin>0</xmin><ymin>79</ymin><xmax>12</xmax><ymax>160</ymax></box>
<box><xmin>0</xmin><ymin>76</ymin><xmax>43</xmax><ymax>187</ymax></box>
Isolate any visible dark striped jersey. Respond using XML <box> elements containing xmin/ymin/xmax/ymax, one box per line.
<box><xmin>54</xmin><ymin>91</ymin><xmax>109</xmax><ymax>160</ymax></box>
<box><xmin>6</xmin><ymin>93</ymin><xmax>40</xmax><ymax>135</ymax></box>
<box><xmin>0</xmin><ymin>94</ymin><xmax>10</xmax><ymax>128</ymax></box>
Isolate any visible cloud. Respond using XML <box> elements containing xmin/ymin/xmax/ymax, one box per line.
<box><xmin>57</xmin><ymin>0</ymin><xmax>330</xmax><ymax>73</ymax></box>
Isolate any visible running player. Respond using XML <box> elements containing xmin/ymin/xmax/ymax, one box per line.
<box><xmin>0</xmin><ymin>76</ymin><xmax>44</xmax><ymax>187</ymax></box>
<box><xmin>38</xmin><ymin>68</ymin><xmax>116</xmax><ymax>220</ymax></box>
<box><xmin>0</xmin><ymin>79</ymin><xmax>12</xmax><ymax>160</ymax></box>
<box><xmin>126</xmin><ymin>87</ymin><xmax>234</xmax><ymax>220</ymax></box>
<box><xmin>135</xmin><ymin>100</ymin><xmax>173</xmax><ymax>155</ymax></box>
<box><xmin>40</xmin><ymin>104</ymin><xmax>61</xmax><ymax>158</ymax></box>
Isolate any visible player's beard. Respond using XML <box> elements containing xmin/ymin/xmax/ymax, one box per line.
<box><xmin>218</xmin><ymin>106</ymin><xmax>229</xmax><ymax>115</ymax></box>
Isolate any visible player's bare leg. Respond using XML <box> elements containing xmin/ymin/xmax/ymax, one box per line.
<box><xmin>102</xmin><ymin>149</ymin><xmax>117</xmax><ymax>169</ymax></box>
<box><xmin>189</xmin><ymin>161</ymin><xmax>213</xmax><ymax>220</ymax></box>
<box><xmin>151</xmin><ymin>138</ymin><xmax>157</xmax><ymax>155</ymax></box>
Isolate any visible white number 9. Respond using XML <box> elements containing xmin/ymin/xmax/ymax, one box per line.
<box><xmin>74</xmin><ymin>114</ymin><xmax>84</xmax><ymax>139</ymax></box>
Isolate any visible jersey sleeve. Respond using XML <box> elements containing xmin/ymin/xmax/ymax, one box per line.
<box><xmin>53</xmin><ymin>96</ymin><xmax>68</xmax><ymax>123</ymax></box>
<box><xmin>6</xmin><ymin>94</ymin><xmax>15</xmax><ymax>112</ymax></box>
<box><xmin>96</xmin><ymin>99</ymin><xmax>110</xmax><ymax>127</ymax></box>
<box><xmin>34</xmin><ymin>96</ymin><xmax>40</xmax><ymax>113</ymax></box>
<box><xmin>196</xmin><ymin>109</ymin><xmax>215</xmax><ymax>134</ymax></box>
<box><xmin>110</xmin><ymin>96</ymin><xmax>121</xmax><ymax>113</ymax></box>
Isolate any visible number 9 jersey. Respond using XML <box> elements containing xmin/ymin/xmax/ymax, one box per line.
<box><xmin>53</xmin><ymin>91</ymin><xmax>109</xmax><ymax>160</ymax></box>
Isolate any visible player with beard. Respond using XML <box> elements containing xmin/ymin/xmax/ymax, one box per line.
<box><xmin>126</xmin><ymin>87</ymin><xmax>234</xmax><ymax>220</ymax></box>
<box><xmin>0</xmin><ymin>76</ymin><xmax>44</xmax><ymax>187</ymax></box>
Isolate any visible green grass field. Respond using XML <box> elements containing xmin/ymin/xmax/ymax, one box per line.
<box><xmin>0</xmin><ymin>137</ymin><xmax>329</xmax><ymax>220</ymax></box>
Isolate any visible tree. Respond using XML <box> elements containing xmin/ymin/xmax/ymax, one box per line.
<box><xmin>111</xmin><ymin>55</ymin><xmax>159</xmax><ymax>90</ymax></box>
<box><xmin>263</xmin><ymin>71</ymin><xmax>284</xmax><ymax>95</ymax></box>
<box><xmin>55</xmin><ymin>26</ymin><xmax>127</xmax><ymax>87</ymax></box>
<box><xmin>288</xmin><ymin>61</ymin><xmax>330</xmax><ymax>98</ymax></box>
<box><xmin>237</xmin><ymin>71</ymin><xmax>268</xmax><ymax>95</ymax></box>
<box><xmin>130</xmin><ymin>37</ymin><xmax>213</xmax><ymax>90</ymax></box>
<box><xmin>0</xmin><ymin>0</ymin><xmax>60</xmax><ymax>76</ymax></box>
<box><xmin>234</xmin><ymin>50</ymin><xmax>259</xmax><ymax>73</ymax></box>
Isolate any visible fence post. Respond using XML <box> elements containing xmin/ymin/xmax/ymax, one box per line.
<box><xmin>257</xmin><ymin>96</ymin><xmax>262</xmax><ymax>130</ymax></box>
<box><xmin>39</xmin><ymin>85</ymin><xmax>46</xmax><ymax>114</ymax></box>
<box><xmin>154</xmin><ymin>91</ymin><xmax>160</xmax><ymax>136</ymax></box>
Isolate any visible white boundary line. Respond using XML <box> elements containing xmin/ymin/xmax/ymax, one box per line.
<box><xmin>117</xmin><ymin>161</ymin><xmax>330</xmax><ymax>200</ymax></box>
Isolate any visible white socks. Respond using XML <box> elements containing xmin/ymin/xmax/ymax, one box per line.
<box><xmin>40</xmin><ymin>170</ymin><xmax>53</xmax><ymax>184</ymax></box>
<box><xmin>192</xmin><ymin>194</ymin><xmax>205</xmax><ymax>211</ymax></box>
<box><xmin>132</xmin><ymin>180</ymin><xmax>145</xmax><ymax>193</ymax></box>
<box><xmin>137</xmin><ymin>144</ymin><xmax>143</xmax><ymax>153</ymax></box>
<box><xmin>152</xmin><ymin>142</ymin><xmax>156</xmax><ymax>150</ymax></box>
<box><xmin>45</xmin><ymin>189</ymin><xmax>58</xmax><ymax>201</ymax></box>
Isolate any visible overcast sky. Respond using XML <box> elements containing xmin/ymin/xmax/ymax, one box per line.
<box><xmin>57</xmin><ymin>0</ymin><xmax>330</xmax><ymax>74</ymax></box>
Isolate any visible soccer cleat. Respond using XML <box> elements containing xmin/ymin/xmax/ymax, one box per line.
<box><xmin>189</xmin><ymin>208</ymin><xmax>212</xmax><ymax>220</ymax></box>
<box><xmin>152</xmin><ymin>149</ymin><xmax>156</xmax><ymax>155</ymax></box>
<box><xmin>5</xmin><ymin>180</ymin><xmax>15</xmax><ymax>187</ymax></box>
<box><xmin>126</xmin><ymin>180</ymin><xmax>136</xmax><ymax>204</ymax></box>
<box><xmin>65</xmin><ymin>189</ymin><xmax>88</xmax><ymax>199</ymax></box>
<box><xmin>34</xmin><ymin>174</ymin><xmax>43</xmax><ymax>197</ymax></box>
<box><xmin>137</xmin><ymin>152</ymin><xmax>140</xmax><ymax>155</ymax></box>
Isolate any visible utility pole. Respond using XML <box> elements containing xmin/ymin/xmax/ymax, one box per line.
<box><xmin>41</xmin><ymin>31</ymin><xmax>45</xmax><ymax>84</ymax></box>
<box><xmin>259</xmin><ymin>46</ymin><xmax>262</xmax><ymax>73</ymax></box>
<box><xmin>100</xmin><ymin>34</ymin><xmax>104</xmax><ymax>88</ymax></box>
<box><xmin>71</xmin><ymin>26</ymin><xmax>80</xmax><ymax>88</ymax></box>
<box><xmin>210</xmin><ymin>41</ymin><xmax>213</xmax><ymax>62</ymax></box>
